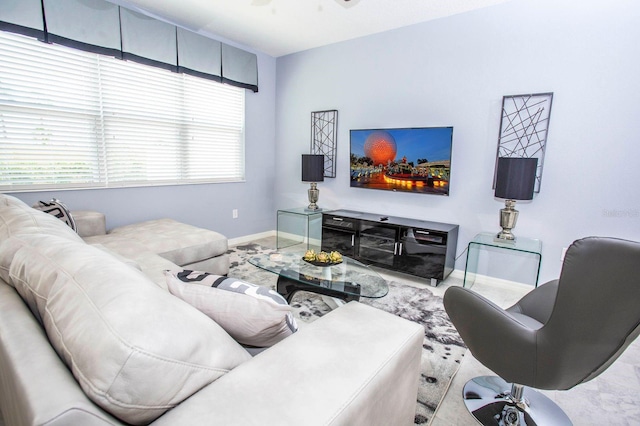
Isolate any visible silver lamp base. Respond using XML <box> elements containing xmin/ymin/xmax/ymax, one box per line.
<box><xmin>496</xmin><ymin>199</ymin><xmax>519</xmax><ymax>242</ymax></box>
<box><xmin>462</xmin><ymin>376</ymin><xmax>572</xmax><ymax>426</ymax></box>
<box><xmin>306</xmin><ymin>182</ymin><xmax>321</xmax><ymax>211</ymax></box>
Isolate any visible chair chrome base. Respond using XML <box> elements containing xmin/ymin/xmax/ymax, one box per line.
<box><xmin>462</xmin><ymin>376</ymin><xmax>572</xmax><ymax>426</ymax></box>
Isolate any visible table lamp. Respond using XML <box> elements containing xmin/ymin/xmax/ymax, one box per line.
<box><xmin>494</xmin><ymin>157</ymin><xmax>538</xmax><ymax>241</ymax></box>
<box><xmin>302</xmin><ymin>154</ymin><xmax>325</xmax><ymax>211</ymax></box>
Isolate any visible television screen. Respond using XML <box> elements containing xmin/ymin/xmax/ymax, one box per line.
<box><xmin>350</xmin><ymin>126</ymin><xmax>453</xmax><ymax>196</ymax></box>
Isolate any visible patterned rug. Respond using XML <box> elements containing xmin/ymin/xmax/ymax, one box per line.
<box><xmin>227</xmin><ymin>242</ymin><xmax>466</xmax><ymax>425</ymax></box>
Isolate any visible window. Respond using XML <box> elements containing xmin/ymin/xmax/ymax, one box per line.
<box><xmin>0</xmin><ymin>31</ymin><xmax>245</xmax><ymax>192</ymax></box>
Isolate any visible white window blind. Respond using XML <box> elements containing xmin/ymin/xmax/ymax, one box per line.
<box><xmin>0</xmin><ymin>31</ymin><xmax>245</xmax><ymax>191</ymax></box>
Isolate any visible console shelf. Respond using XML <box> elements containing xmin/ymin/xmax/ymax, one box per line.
<box><xmin>321</xmin><ymin>209</ymin><xmax>459</xmax><ymax>286</ymax></box>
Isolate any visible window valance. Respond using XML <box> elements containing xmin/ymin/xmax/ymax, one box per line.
<box><xmin>0</xmin><ymin>0</ymin><xmax>258</xmax><ymax>92</ymax></box>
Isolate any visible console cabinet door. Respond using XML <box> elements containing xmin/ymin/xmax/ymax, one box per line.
<box><xmin>358</xmin><ymin>222</ymin><xmax>398</xmax><ymax>267</ymax></box>
<box><xmin>396</xmin><ymin>227</ymin><xmax>447</xmax><ymax>279</ymax></box>
<box><xmin>321</xmin><ymin>215</ymin><xmax>356</xmax><ymax>257</ymax></box>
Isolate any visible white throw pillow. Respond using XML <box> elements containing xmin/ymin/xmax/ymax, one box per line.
<box><xmin>0</xmin><ymin>234</ymin><xmax>251</xmax><ymax>425</ymax></box>
<box><xmin>166</xmin><ymin>270</ymin><xmax>298</xmax><ymax>347</ymax></box>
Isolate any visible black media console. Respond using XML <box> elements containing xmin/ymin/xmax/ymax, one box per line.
<box><xmin>321</xmin><ymin>209</ymin><xmax>459</xmax><ymax>286</ymax></box>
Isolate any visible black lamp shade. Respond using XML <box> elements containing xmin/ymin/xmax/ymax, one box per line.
<box><xmin>302</xmin><ymin>154</ymin><xmax>325</xmax><ymax>182</ymax></box>
<box><xmin>494</xmin><ymin>157</ymin><xmax>538</xmax><ymax>200</ymax></box>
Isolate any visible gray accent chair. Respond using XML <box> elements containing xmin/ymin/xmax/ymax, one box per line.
<box><xmin>444</xmin><ymin>236</ymin><xmax>640</xmax><ymax>425</ymax></box>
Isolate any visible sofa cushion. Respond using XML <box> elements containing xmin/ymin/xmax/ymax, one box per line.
<box><xmin>166</xmin><ymin>270</ymin><xmax>298</xmax><ymax>347</ymax></box>
<box><xmin>71</xmin><ymin>210</ymin><xmax>107</xmax><ymax>237</ymax></box>
<box><xmin>84</xmin><ymin>234</ymin><xmax>179</xmax><ymax>290</ymax></box>
<box><xmin>182</xmin><ymin>253</ymin><xmax>230</xmax><ymax>277</ymax></box>
<box><xmin>0</xmin><ymin>234</ymin><xmax>251</xmax><ymax>425</ymax></box>
<box><xmin>109</xmin><ymin>218</ymin><xmax>227</xmax><ymax>266</ymax></box>
<box><xmin>0</xmin><ymin>194</ymin><xmax>83</xmax><ymax>242</ymax></box>
<box><xmin>0</xmin><ymin>193</ymin><xmax>83</xmax><ymax>294</ymax></box>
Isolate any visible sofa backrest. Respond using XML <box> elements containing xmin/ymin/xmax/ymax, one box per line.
<box><xmin>0</xmin><ymin>194</ymin><xmax>83</xmax><ymax>242</ymax></box>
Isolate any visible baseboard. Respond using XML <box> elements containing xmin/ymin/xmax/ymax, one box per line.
<box><xmin>449</xmin><ymin>269</ymin><xmax>534</xmax><ymax>290</ymax></box>
<box><xmin>227</xmin><ymin>231</ymin><xmax>319</xmax><ymax>250</ymax></box>
<box><xmin>276</xmin><ymin>231</ymin><xmax>322</xmax><ymax>249</ymax></box>
<box><xmin>228</xmin><ymin>230</ymin><xmax>275</xmax><ymax>247</ymax></box>
<box><xmin>448</xmin><ymin>269</ymin><xmax>466</xmax><ymax>281</ymax></box>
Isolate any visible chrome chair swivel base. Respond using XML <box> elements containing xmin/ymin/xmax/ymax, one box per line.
<box><xmin>462</xmin><ymin>376</ymin><xmax>573</xmax><ymax>426</ymax></box>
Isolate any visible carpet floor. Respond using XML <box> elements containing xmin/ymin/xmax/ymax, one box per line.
<box><xmin>227</xmin><ymin>240</ymin><xmax>466</xmax><ymax>425</ymax></box>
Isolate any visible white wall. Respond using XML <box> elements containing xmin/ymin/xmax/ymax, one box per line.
<box><xmin>12</xmin><ymin>49</ymin><xmax>278</xmax><ymax>239</ymax></box>
<box><xmin>275</xmin><ymin>0</ymin><xmax>640</xmax><ymax>283</ymax></box>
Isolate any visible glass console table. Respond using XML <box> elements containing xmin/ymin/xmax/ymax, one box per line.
<box><xmin>464</xmin><ymin>232</ymin><xmax>542</xmax><ymax>288</ymax></box>
<box><xmin>276</xmin><ymin>207</ymin><xmax>323</xmax><ymax>251</ymax></box>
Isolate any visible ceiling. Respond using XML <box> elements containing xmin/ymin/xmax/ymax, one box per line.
<box><xmin>109</xmin><ymin>0</ymin><xmax>511</xmax><ymax>57</ymax></box>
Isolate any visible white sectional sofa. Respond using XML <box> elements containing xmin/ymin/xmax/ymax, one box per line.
<box><xmin>0</xmin><ymin>194</ymin><xmax>424</xmax><ymax>425</ymax></box>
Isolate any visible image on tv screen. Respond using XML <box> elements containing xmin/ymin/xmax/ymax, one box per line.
<box><xmin>350</xmin><ymin>126</ymin><xmax>453</xmax><ymax>196</ymax></box>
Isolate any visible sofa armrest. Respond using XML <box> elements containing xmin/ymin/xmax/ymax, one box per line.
<box><xmin>152</xmin><ymin>302</ymin><xmax>424</xmax><ymax>426</ymax></box>
<box><xmin>72</xmin><ymin>210</ymin><xmax>106</xmax><ymax>238</ymax></box>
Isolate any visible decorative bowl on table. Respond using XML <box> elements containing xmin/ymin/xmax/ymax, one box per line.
<box><xmin>302</xmin><ymin>250</ymin><xmax>343</xmax><ymax>266</ymax></box>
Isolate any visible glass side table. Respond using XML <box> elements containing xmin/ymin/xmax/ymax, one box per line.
<box><xmin>464</xmin><ymin>232</ymin><xmax>542</xmax><ymax>288</ymax></box>
<box><xmin>277</xmin><ymin>207</ymin><xmax>323</xmax><ymax>251</ymax></box>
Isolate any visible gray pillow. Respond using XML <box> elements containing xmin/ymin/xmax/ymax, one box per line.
<box><xmin>166</xmin><ymin>270</ymin><xmax>298</xmax><ymax>347</ymax></box>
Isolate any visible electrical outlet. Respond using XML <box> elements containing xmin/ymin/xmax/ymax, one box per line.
<box><xmin>232</xmin><ymin>209</ymin><xmax>238</xmax><ymax>219</ymax></box>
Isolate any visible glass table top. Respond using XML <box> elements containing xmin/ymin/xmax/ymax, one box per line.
<box><xmin>249</xmin><ymin>251</ymin><xmax>388</xmax><ymax>299</ymax></box>
<box><xmin>277</xmin><ymin>207</ymin><xmax>324</xmax><ymax>216</ymax></box>
<box><xmin>471</xmin><ymin>232</ymin><xmax>542</xmax><ymax>254</ymax></box>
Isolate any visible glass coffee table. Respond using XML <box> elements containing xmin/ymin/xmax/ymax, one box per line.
<box><xmin>248</xmin><ymin>251</ymin><xmax>388</xmax><ymax>303</ymax></box>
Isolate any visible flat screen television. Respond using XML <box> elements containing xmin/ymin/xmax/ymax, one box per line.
<box><xmin>350</xmin><ymin>126</ymin><xmax>453</xmax><ymax>196</ymax></box>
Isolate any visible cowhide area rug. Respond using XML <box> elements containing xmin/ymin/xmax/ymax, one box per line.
<box><xmin>227</xmin><ymin>242</ymin><xmax>466</xmax><ymax>425</ymax></box>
